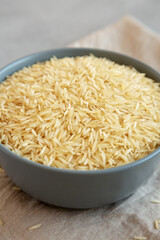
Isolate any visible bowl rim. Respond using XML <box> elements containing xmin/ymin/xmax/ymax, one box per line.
<box><xmin>0</xmin><ymin>47</ymin><xmax>160</xmax><ymax>175</ymax></box>
<box><xmin>0</xmin><ymin>142</ymin><xmax>160</xmax><ymax>175</ymax></box>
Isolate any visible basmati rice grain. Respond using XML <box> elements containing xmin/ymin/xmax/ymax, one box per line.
<box><xmin>154</xmin><ymin>219</ymin><xmax>160</xmax><ymax>229</ymax></box>
<box><xmin>0</xmin><ymin>168</ymin><xmax>5</xmax><ymax>173</ymax></box>
<box><xmin>13</xmin><ymin>186</ymin><xmax>21</xmax><ymax>191</ymax></box>
<box><xmin>151</xmin><ymin>200</ymin><xmax>160</xmax><ymax>204</ymax></box>
<box><xmin>133</xmin><ymin>237</ymin><xmax>147</xmax><ymax>240</ymax></box>
<box><xmin>28</xmin><ymin>224</ymin><xmax>41</xmax><ymax>231</ymax></box>
<box><xmin>0</xmin><ymin>219</ymin><xmax>3</xmax><ymax>226</ymax></box>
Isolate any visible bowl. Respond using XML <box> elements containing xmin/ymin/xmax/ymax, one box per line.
<box><xmin>0</xmin><ymin>48</ymin><xmax>160</xmax><ymax>209</ymax></box>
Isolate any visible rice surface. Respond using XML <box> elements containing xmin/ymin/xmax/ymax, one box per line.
<box><xmin>0</xmin><ymin>55</ymin><xmax>160</xmax><ymax>170</ymax></box>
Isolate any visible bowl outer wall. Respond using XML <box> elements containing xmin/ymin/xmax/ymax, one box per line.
<box><xmin>0</xmin><ymin>48</ymin><xmax>160</xmax><ymax>209</ymax></box>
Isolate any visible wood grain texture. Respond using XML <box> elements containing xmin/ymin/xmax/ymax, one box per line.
<box><xmin>0</xmin><ymin>16</ymin><xmax>160</xmax><ymax>240</ymax></box>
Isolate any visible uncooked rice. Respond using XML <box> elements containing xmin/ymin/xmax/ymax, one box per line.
<box><xmin>12</xmin><ymin>186</ymin><xmax>21</xmax><ymax>191</ymax></box>
<box><xmin>0</xmin><ymin>167</ymin><xmax>5</xmax><ymax>173</ymax></box>
<box><xmin>133</xmin><ymin>237</ymin><xmax>147</xmax><ymax>240</ymax></box>
<box><xmin>0</xmin><ymin>55</ymin><xmax>160</xmax><ymax>170</ymax></box>
<box><xmin>151</xmin><ymin>200</ymin><xmax>160</xmax><ymax>204</ymax></box>
<box><xmin>0</xmin><ymin>218</ymin><xmax>3</xmax><ymax>226</ymax></box>
<box><xmin>28</xmin><ymin>224</ymin><xmax>41</xmax><ymax>230</ymax></box>
<box><xmin>154</xmin><ymin>219</ymin><xmax>160</xmax><ymax>229</ymax></box>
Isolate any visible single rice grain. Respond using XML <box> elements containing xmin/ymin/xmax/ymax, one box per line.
<box><xmin>12</xmin><ymin>186</ymin><xmax>21</xmax><ymax>191</ymax></box>
<box><xmin>28</xmin><ymin>224</ymin><xmax>41</xmax><ymax>231</ymax></box>
<box><xmin>154</xmin><ymin>219</ymin><xmax>160</xmax><ymax>229</ymax></box>
<box><xmin>151</xmin><ymin>200</ymin><xmax>160</xmax><ymax>204</ymax></box>
<box><xmin>0</xmin><ymin>219</ymin><xmax>3</xmax><ymax>226</ymax></box>
<box><xmin>0</xmin><ymin>168</ymin><xmax>5</xmax><ymax>173</ymax></box>
<box><xmin>133</xmin><ymin>237</ymin><xmax>147</xmax><ymax>240</ymax></box>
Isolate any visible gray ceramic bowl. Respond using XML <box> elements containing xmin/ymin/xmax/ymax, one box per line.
<box><xmin>0</xmin><ymin>48</ymin><xmax>160</xmax><ymax>209</ymax></box>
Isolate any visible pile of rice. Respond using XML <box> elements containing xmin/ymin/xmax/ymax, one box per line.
<box><xmin>0</xmin><ymin>55</ymin><xmax>160</xmax><ymax>170</ymax></box>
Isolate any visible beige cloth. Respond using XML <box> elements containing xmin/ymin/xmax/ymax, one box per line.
<box><xmin>0</xmin><ymin>16</ymin><xmax>160</xmax><ymax>240</ymax></box>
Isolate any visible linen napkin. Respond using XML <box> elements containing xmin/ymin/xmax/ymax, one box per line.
<box><xmin>0</xmin><ymin>15</ymin><xmax>160</xmax><ymax>240</ymax></box>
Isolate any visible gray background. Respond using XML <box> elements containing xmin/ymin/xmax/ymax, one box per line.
<box><xmin>0</xmin><ymin>0</ymin><xmax>160</xmax><ymax>68</ymax></box>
